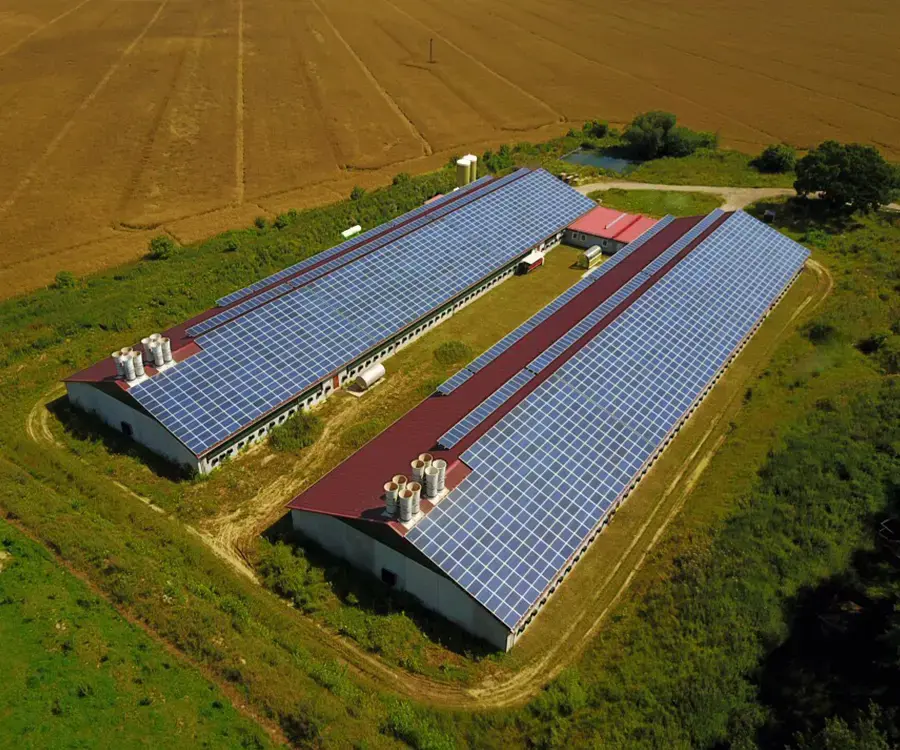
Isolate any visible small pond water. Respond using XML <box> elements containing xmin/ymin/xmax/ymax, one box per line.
<box><xmin>562</xmin><ymin>148</ymin><xmax>638</xmax><ymax>173</ymax></box>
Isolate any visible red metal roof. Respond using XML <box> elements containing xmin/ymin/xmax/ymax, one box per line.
<box><xmin>567</xmin><ymin>206</ymin><xmax>657</xmax><ymax>244</ymax></box>
<box><xmin>287</xmin><ymin>213</ymin><xmax>731</xmax><ymax>529</ymax></box>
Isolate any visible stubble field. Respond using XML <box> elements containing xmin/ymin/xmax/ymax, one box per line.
<box><xmin>1</xmin><ymin>0</ymin><xmax>898</xmax><ymax>297</ymax></box>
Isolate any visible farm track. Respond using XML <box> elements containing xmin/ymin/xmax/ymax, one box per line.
<box><xmin>22</xmin><ymin>259</ymin><xmax>833</xmax><ymax>709</ymax></box>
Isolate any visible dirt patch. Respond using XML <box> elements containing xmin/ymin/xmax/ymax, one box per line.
<box><xmin>0</xmin><ymin>550</ymin><xmax>11</xmax><ymax>572</ymax></box>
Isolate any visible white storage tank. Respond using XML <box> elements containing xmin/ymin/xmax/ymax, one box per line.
<box><xmin>354</xmin><ymin>363</ymin><xmax>385</xmax><ymax>390</ymax></box>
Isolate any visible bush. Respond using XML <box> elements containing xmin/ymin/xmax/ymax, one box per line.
<box><xmin>268</xmin><ymin>411</ymin><xmax>323</xmax><ymax>452</ymax></box>
<box><xmin>255</xmin><ymin>540</ymin><xmax>328</xmax><ymax>612</ymax></box>
<box><xmin>273</xmin><ymin>213</ymin><xmax>290</xmax><ymax>230</ymax></box>
<box><xmin>755</xmin><ymin>144</ymin><xmax>797</xmax><ymax>173</ymax></box>
<box><xmin>384</xmin><ymin>701</ymin><xmax>455</xmax><ymax>750</ymax></box>
<box><xmin>222</xmin><ymin>239</ymin><xmax>239</xmax><ymax>253</ymax></box>
<box><xmin>433</xmin><ymin>340</ymin><xmax>473</xmax><ymax>366</ymax></box>
<box><xmin>482</xmin><ymin>145</ymin><xmax>514</xmax><ymax>173</ymax></box>
<box><xmin>624</xmin><ymin>110</ymin><xmax>716</xmax><ymax>159</ymax></box>
<box><xmin>53</xmin><ymin>271</ymin><xmax>77</xmax><ymax>289</ymax></box>
<box><xmin>795</xmin><ymin>140</ymin><xmax>900</xmax><ymax>214</ymax></box>
<box><xmin>802</xmin><ymin>227</ymin><xmax>831</xmax><ymax>249</ymax></box>
<box><xmin>392</xmin><ymin>172</ymin><xmax>411</xmax><ymax>186</ymax></box>
<box><xmin>146</xmin><ymin>235</ymin><xmax>176</xmax><ymax>261</ymax></box>
<box><xmin>582</xmin><ymin>119</ymin><xmax>609</xmax><ymax>138</ymax></box>
<box><xmin>350</xmin><ymin>186</ymin><xmax>366</xmax><ymax>201</ymax></box>
<box><xmin>253</xmin><ymin>216</ymin><xmax>266</xmax><ymax>230</ymax></box>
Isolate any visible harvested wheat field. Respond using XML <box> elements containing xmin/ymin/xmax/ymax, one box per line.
<box><xmin>0</xmin><ymin>0</ymin><xmax>897</xmax><ymax>296</ymax></box>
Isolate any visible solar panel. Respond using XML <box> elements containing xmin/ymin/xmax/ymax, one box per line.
<box><xmin>433</xmin><ymin>215</ymin><xmax>675</xmax><ymax>395</ymax></box>
<box><xmin>131</xmin><ymin>170</ymin><xmax>595</xmax><ymax>455</ymax></box>
<box><xmin>216</xmin><ymin>175</ymin><xmax>497</xmax><ymax>308</ymax></box>
<box><xmin>407</xmin><ymin>210</ymin><xmax>809</xmax><ymax>629</ymax></box>
<box><xmin>193</xmin><ymin>174</ymin><xmax>522</xmax><ymax>336</ymax></box>
<box><xmin>438</xmin><ymin>368</ymin><xmax>534</xmax><ymax>449</ymax></box>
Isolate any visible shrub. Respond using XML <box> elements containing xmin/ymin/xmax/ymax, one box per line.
<box><xmin>624</xmin><ymin>111</ymin><xmax>716</xmax><ymax>159</ymax></box>
<box><xmin>433</xmin><ymin>340</ymin><xmax>473</xmax><ymax>366</ymax></box>
<box><xmin>273</xmin><ymin>213</ymin><xmax>290</xmax><ymax>230</ymax></box>
<box><xmin>804</xmin><ymin>320</ymin><xmax>837</xmax><ymax>344</ymax></box>
<box><xmin>802</xmin><ymin>227</ymin><xmax>831</xmax><ymax>249</ymax></box>
<box><xmin>392</xmin><ymin>172</ymin><xmax>411</xmax><ymax>186</ymax></box>
<box><xmin>268</xmin><ymin>411</ymin><xmax>322</xmax><ymax>452</ymax></box>
<box><xmin>53</xmin><ymin>271</ymin><xmax>77</xmax><ymax>289</ymax></box>
<box><xmin>253</xmin><ymin>216</ymin><xmax>266</xmax><ymax>230</ymax></box>
<box><xmin>384</xmin><ymin>701</ymin><xmax>455</xmax><ymax>750</ymax></box>
<box><xmin>755</xmin><ymin>144</ymin><xmax>797</xmax><ymax>173</ymax></box>
<box><xmin>255</xmin><ymin>540</ymin><xmax>328</xmax><ymax>612</ymax></box>
<box><xmin>222</xmin><ymin>239</ymin><xmax>239</xmax><ymax>253</ymax></box>
<box><xmin>146</xmin><ymin>235</ymin><xmax>176</xmax><ymax>260</ymax></box>
<box><xmin>582</xmin><ymin>119</ymin><xmax>609</xmax><ymax>138</ymax></box>
<box><xmin>482</xmin><ymin>145</ymin><xmax>514</xmax><ymax>173</ymax></box>
<box><xmin>350</xmin><ymin>186</ymin><xmax>366</xmax><ymax>201</ymax></box>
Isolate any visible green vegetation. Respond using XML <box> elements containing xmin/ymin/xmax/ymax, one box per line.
<box><xmin>795</xmin><ymin>140</ymin><xmax>900</xmax><ymax>214</ymax></box>
<box><xmin>0</xmin><ymin>520</ymin><xmax>274</xmax><ymax>749</ymax></box>
<box><xmin>1</xmin><ymin>127</ymin><xmax>900</xmax><ymax>749</ymax></box>
<box><xmin>432</xmin><ymin>340</ymin><xmax>473</xmax><ymax>366</ymax></box>
<box><xmin>350</xmin><ymin>186</ymin><xmax>366</xmax><ymax>201</ymax></box>
<box><xmin>753</xmin><ymin>143</ymin><xmax>797</xmax><ymax>173</ymax></box>
<box><xmin>147</xmin><ymin>234</ymin><xmax>177</xmax><ymax>261</ymax></box>
<box><xmin>589</xmin><ymin>187</ymin><xmax>724</xmax><ymax>217</ymax></box>
<box><xmin>53</xmin><ymin>270</ymin><xmax>77</xmax><ymax>289</ymax></box>
<box><xmin>581</xmin><ymin>120</ymin><xmax>610</xmax><ymax>138</ymax></box>
<box><xmin>627</xmin><ymin>147</ymin><xmax>796</xmax><ymax>187</ymax></box>
<box><xmin>269</xmin><ymin>411</ymin><xmax>323</xmax><ymax>453</ymax></box>
<box><xmin>623</xmin><ymin>110</ymin><xmax>718</xmax><ymax>159</ymax></box>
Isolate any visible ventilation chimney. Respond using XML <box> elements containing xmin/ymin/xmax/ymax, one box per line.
<box><xmin>391</xmin><ymin>474</ymin><xmax>408</xmax><ymax>494</ymax></box>
<box><xmin>131</xmin><ymin>350</ymin><xmax>145</xmax><ymax>378</ymax></box>
<box><xmin>383</xmin><ymin>482</ymin><xmax>399</xmax><ymax>516</ymax></box>
<box><xmin>433</xmin><ymin>459</ymin><xmax>447</xmax><ymax>492</ymax></box>
<box><xmin>111</xmin><ymin>352</ymin><xmax>125</xmax><ymax>379</ymax></box>
<box><xmin>410</xmin><ymin>459</ymin><xmax>425</xmax><ymax>485</ymax></box>
<box><xmin>141</xmin><ymin>337</ymin><xmax>153</xmax><ymax>362</ymax></box>
<box><xmin>407</xmin><ymin>481</ymin><xmax>422</xmax><ymax>515</ymax></box>
<box><xmin>418</xmin><ymin>453</ymin><xmax>433</xmax><ymax>468</ymax></box>
<box><xmin>424</xmin><ymin>466</ymin><xmax>439</xmax><ymax>499</ymax></box>
<box><xmin>150</xmin><ymin>341</ymin><xmax>165</xmax><ymax>368</ymax></box>
<box><xmin>398</xmin><ymin>489</ymin><xmax>414</xmax><ymax>522</ymax></box>
<box><xmin>122</xmin><ymin>354</ymin><xmax>137</xmax><ymax>382</ymax></box>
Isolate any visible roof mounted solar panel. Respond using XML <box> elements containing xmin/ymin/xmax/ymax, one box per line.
<box><xmin>132</xmin><ymin>169</ymin><xmax>595</xmax><ymax>455</ymax></box>
<box><xmin>216</xmin><ymin>175</ymin><xmax>498</xmax><ymax>308</ymax></box>
<box><xmin>408</xmin><ymin>210</ymin><xmax>809</xmax><ymax>630</ymax></box>
<box><xmin>438</xmin><ymin>368</ymin><xmax>535</xmax><ymax>449</ymax></box>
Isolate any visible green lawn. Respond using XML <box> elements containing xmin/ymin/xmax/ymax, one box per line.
<box><xmin>0</xmin><ymin>520</ymin><xmax>274</xmax><ymax>749</ymax></box>
<box><xmin>589</xmin><ymin>187</ymin><xmax>724</xmax><ymax>217</ymax></box>
<box><xmin>626</xmin><ymin>149</ymin><xmax>796</xmax><ymax>187</ymax></box>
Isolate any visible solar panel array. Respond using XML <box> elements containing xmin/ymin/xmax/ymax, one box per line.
<box><xmin>192</xmin><ymin>174</ymin><xmax>517</xmax><ymax>336</ymax></box>
<box><xmin>216</xmin><ymin>175</ymin><xmax>496</xmax><ymax>307</ymax></box>
<box><xmin>438</xmin><ymin>368</ymin><xmax>534</xmax><ymax>449</ymax></box>
<box><xmin>434</xmin><ymin>211</ymin><xmax>723</xmax><ymax>449</ymax></box>
<box><xmin>435</xmin><ymin>215</ymin><xmax>674</xmax><ymax>395</ymax></box>
<box><xmin>131</xmin><ymin>169</ymin><xmax>595</xmax><ymax>456</ymax></box>
<box><xmin>408</xmin><ymin>210</ymin><xmax>809</xmax><ymax>629</ymax></box>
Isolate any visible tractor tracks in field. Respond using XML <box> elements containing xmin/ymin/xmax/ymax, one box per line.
<box><xmin>0</xmin><ymin>0</ymin><xmax>95</xmax><ymax>59</ymax></box>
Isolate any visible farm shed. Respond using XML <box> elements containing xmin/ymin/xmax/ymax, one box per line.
<box><xmin>286</xmin><ymin>209</ymin><xmax>809</xmax><ymax>649</ymax></box>
<box><xmin>564</xmin><ymin>205</ymin><xmax>657</xmax><ymax>253</ymax></box>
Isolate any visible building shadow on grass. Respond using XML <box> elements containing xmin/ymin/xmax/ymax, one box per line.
<box><xmin>264</xmin><ymin>514</ymin><xmax>497</xmax><ymax>661</ymax></box>
<box><xmin>47</xmin><ymin>396</ymin><xmax>195</xmax><ymax>482</ymax></box>
<box><xmin>747</xmin><ymin>196</ymin><xmax>865</xmax><ymax>236</ymax></box>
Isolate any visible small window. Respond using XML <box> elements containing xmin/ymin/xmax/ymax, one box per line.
<box><xmin>381</xmin><ymin>568</ymin><xmax>397</xmax><ymax>587</ymax></box>
<box><xmin>121</xmin><ymin>421</ymin><xmax>133</xmax><ymax>437</ymax></box>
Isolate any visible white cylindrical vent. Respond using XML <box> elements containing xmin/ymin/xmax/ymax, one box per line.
<box><xmin>433</xmin><ymin>459</ymin><xmax>447</xmax><ymax>492</ymax></box>
<box><xmin>151</xmin><ymin>343</ymin><xmax>165</xmax><ymax>367</ymax></box>
<box><xmin>122</xmin><ymin>354</ymin><xmax>136</xmax><ymax>382</ymax></box>
<box><xmin>383</xmin><ymin>482</ymin><xmax>399</xmax><ymax>515</ymax></box>
<box><xmin>354</xmin><ymin>363</ymin><xmax>385</xmax><ymax>391</ymax></box>
<box><xmin>141</xmin><ymin>337</ymin><xmax>153</xmax><ymax>362</ymax></box>
<box><xmin>399</xmin><ymin>490</ymin><xmax>414</xmax><ymax>522</ymax></box>
<box><xmin>410</xmin><ymin>459</ymin><xmax>425</xmax><ymax>485</ymax></box>
<box><xmin>418</xmin><ymin>453</ymin><xmax>433</xmax><ymax>468</ymax></box>
<box><xmin>132</xmin><ymin>351</ymin><xmax>145</xmax><ymax>378</ymax></box>
<box><xmin>407</xmin><ymin>481</ymin><xmax>422</xmax><ymax>515</ymax></box>
<box><xmin>160</xmin><ymin>337</ymin><xmax>173</xmax><ymax>363</ymax></box>
<box><xmin>111</xmin><ymin>352</ymin><xmax>125</xmax><ymax>378</ymax></box>
<box><xmin>424</xmin><ymin>466</ymin><xmax>439</xmax><ymax>499</ymax></box>
<box><xmin>119</xmin><ymin>346</ymin><xmax>133</xmax><ymax>359</ymax></box>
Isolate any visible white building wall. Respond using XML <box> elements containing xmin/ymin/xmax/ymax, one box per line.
<box><xmin>290</xmin><ymin>510</ymin><xmax>513</xmax><ymax>650</ymax></box>
<box><xmin>66</xmin><ymin>382</ymin><xmax>198</xmax><ymax>473</ymax></box>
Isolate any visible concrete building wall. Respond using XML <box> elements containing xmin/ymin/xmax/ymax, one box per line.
<box><xmin>563</xmin><ymin>229</ymin><xmax>627</xmax><ymax>254</ymax></box>
<box><xmin>66</xmin><ymin>382</ymin><xmax>198</xmax><ymax>473</ymax></box>
<box><xmin>291</xmin><ymin>510</ymin><xmax>513</xmax><ymax>650</ymax></box>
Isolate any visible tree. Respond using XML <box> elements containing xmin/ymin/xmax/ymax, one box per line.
<box><xmin>755</xmin><ymin>144</ymin><xmax>797</xmax><ymax>173</ymax></box>
<box><xmin>623</xmin><ymin>111</ymin><xmax>716</xmax><ymax>159</ymax></box>
<box><xmin>146</xmin><ymin>235</ymin><xmax>176</xmax><ymax>260</ymax></box>
<box><xmin>350</xmin><ymin>186</ymin><xmax>366</xmax><ymax>201</ymax></box>
<box><xmin>582</xmin><ymin>119</ymin><xmax>609</xmax><ymax>138</ymax></box>
<box><xmin>794</xmin><ymin>140</ymin><xmax>899</xmax><ymax>214</ymax></box>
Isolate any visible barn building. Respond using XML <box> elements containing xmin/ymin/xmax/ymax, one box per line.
<box><xmin>63</xmin><ymin>169</ymin><xmax>594</xmax><ymax>474</ymax></box>
<box><xmin>564</xmin><ymin>205</ymin><xmax>657</xmax><ymax>254</ymax></box>
<box><xmin>286</xmin><ymin>209</ymin><xmax>810</xmax><ymax>650</ymax></box>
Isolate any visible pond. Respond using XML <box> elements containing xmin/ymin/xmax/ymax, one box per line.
<box><xmin>562</xmin><ymin>148</ymin><xmax>638</xmax><ymax>174</ymax></box>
